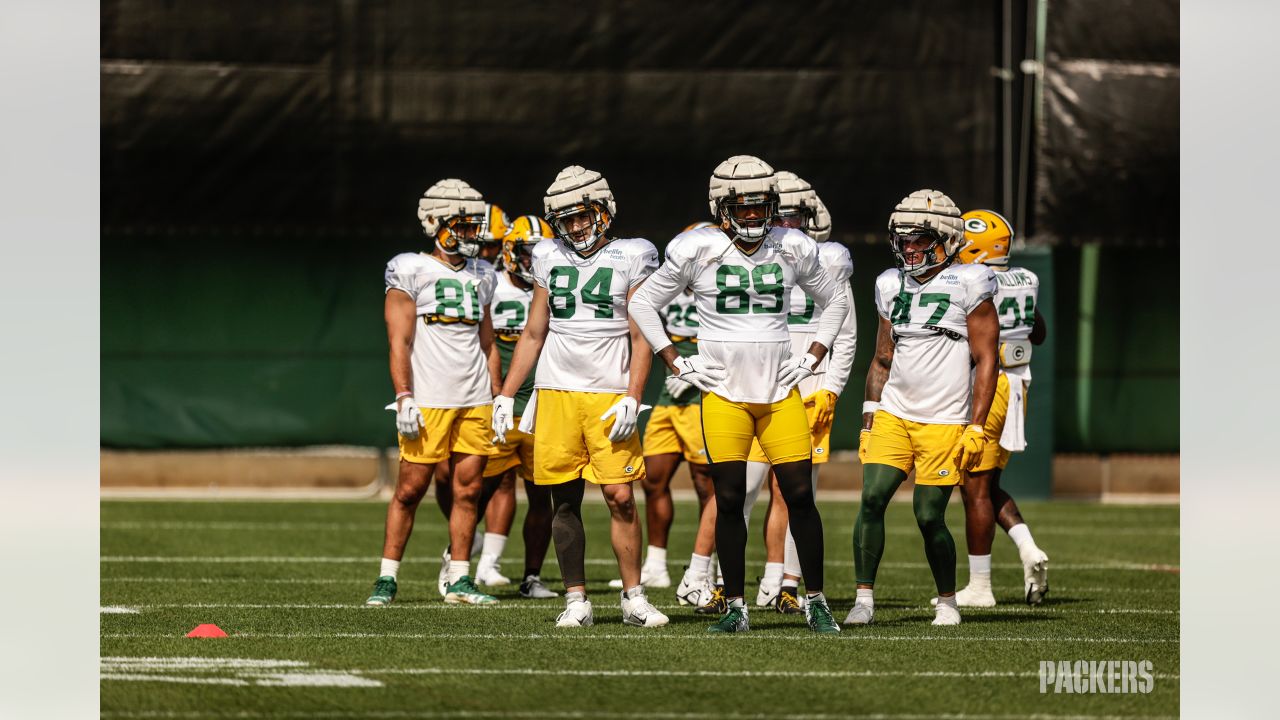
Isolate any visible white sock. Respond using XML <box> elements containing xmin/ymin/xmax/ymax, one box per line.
<box><xmin>806</xmin><ymin>590</ymin><xmax>825</xmax><ymax>602</ymax></box>
<box><xmin>482</xmin><ymin>532</ymin><xmax>507</xmax><ymax>561</ymax></box>
<box><xmin>1008</xmin><ymin>523</ymin><xmax>1035</xmax><ymax>551</ymax></box>
<box><xmin>783</xmin><ymin>527</ymin><xmax>802</xmax><ymax>578</ymax></box>
<box><xmin>470</xmin><ymin>531</ymin><xmax>484</xmax><ymax>556</ymax></box>
<box><xmin>856</xmin><ymin>588</ymin><xmax>875</xmax><ymax>607</ymax></box>
<box><xmin>936</xmin><ymin>594</ymin><xmax>958</xmax><ymax>609</ymax></box>
<box><xmin>644</xmin><ymin>545</ymin><xmax>667</xmax><ymax>571</ymax></box>
<box><xmin>763</xmin><ymin>561</ymin><xmax>784</xmax><ymax>586</ymax></box>
<box><xmin>689</xmin><ymin>553</ymin><xmax>712</xmax><ymax>576</ymax></box>
<box><xmin>728</xmin><ymin>596</ymin><xmax>746</xmax><ymax>611</ymax></box>
<box><xmin>447</xmin><ymin>559</ymin><xmax>470</xmax><ymax>584</ymax></box>
<box><xmin>968</xmin><ymin>554</ymin><xmax>992</xmax><ymax>587</ymax></box>
<box><xmin>715</xmin><ymin>558</ymin><xmax>723</xmax><ymax>585</ymax></box>
<box><xmin>379</xmin><ymin>558</ymin><xmax>401</xmax><ymax>580</ymax></box>
<box><xmin>624</xmin><ymin>585</ymin><xmax>645</xmax><ymax>600</ymax></box>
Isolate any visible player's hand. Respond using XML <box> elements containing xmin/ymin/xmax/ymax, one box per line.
<box><xmin>601</xmin><ymin>397</ymin><xmax>640</xmax><ymax>442</ymax></box>
<box><xmin>858</xmin><ymin>429</ymin><xmax>871</xmax><ymax>464</ymax></box>
<box><xmin>673</xmin><ymin>355</ymin><xmax>727</xmax><ymax>393</ymax></box>
<box><xmin>776</xmin><ymin>352</ymin><xmax>819</xmax><ymax>391</ymax></box>
<box><xmin>951</xmin><ymin>424</ymin><xmax>987</xmax><ymax>471</ymax></box>
<box><xmin>664</xmin><ymin>373</ymin><xmax>697</xmax><ymax>401</ymax></box>
<box><xmin>396</xmin><ymin>396</ymin><xmax>424</xmax><ymax>440</ymax></box>
<box><xmin>812</xmin><ymin>389</ymin><xmax>838</xmax><ymax>429</ymax></box>
<box><xmin>491</xmin><ymin>395</ymin><xmax>515</xmax><ymax>444</ymax></box>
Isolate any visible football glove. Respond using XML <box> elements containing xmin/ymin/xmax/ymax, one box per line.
<box><xmin>951</xmin><ymin>424</ymin><xmax>987</xmax><ymax>472</ymax></box>
<box><xmin>395</xmin><ymin>396</ymin><xmax>424</xmax><ymax>440</ymax></box>
<box><xmin>491</xmin><ymin>395</ymin><xmax>515</xmax><ymax>444</ymax></box>
<box><xmin>664</xmin><ymin>373</ymin><xmax>697</xmax><ymax>401</ymax></box>
<box><xmin>777</xmin><ymin>352</ymin><xmax>819</xmax><ymax>391</ymax></box>
<box><xmin>811</xmin><ymin>389</ymin><xmax>838</xmax><ymax>429</ymax></box>
<box><xmin>673</xmin><ymin>355</ymin><xmax>727</xmax><ymax>393</ymax></box>
<box><xmin>600</xmin><ymin>397</ymin><xmax>639</xmax><ymax>442</ymax></box>
<box><xmin>858</xmin><ymin>429</ymin><xmax>871</xmax><ymax>464</ymax></box>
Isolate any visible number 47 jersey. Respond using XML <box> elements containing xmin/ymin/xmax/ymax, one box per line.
<box><xmin>531</xmin><ymin>237</ymin><xmax>659</xmax><ymax>394</ymax></box>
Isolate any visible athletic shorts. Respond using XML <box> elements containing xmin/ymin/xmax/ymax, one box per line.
<box><xmin>701</xmin><ymin>388</ymin><xmax>811</xmax><ymax>465</ymax></box>
<box><xmin>483</xmin><ymin>418</ymin><xmax>534</xmax><ymax>480</ymax></box>
<box><xmin>974</xmin><ymin>373</ymin><xmax>1024</xmax><ymax>473</ymax></box>
<box><xmin>398</xmin><ymin>404</ymin><xmax>495</xmax><ymax>465</ymax></box>
<box><xmin>746</xmin><ymin>391</ymin><xmax>831</xmax><ymax>465</ymax></box>
<box><xmin>643</xmin><ymin>404</ymin><xmax>707</xmax><ymax>464</ymax></box>
<box><xmin>863</xmin><ymin>409</ymin><xmax>965</xmax><ymax>486</ymax></box>
<box><xmin>532</xmin><ymin>389</ymin><xmax>645</xmax><ymax>486</ymax></box>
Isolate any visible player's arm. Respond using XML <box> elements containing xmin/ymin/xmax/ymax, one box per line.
<box><xmin>629</xmin><ymin>263</ymin><xmax>686</xmax><ymax>373</ymax></box>
<box><xmin>1029</xmin><ymin>308</ymin><xmax>1047</xmax><ymax>346</ymax></box>
<box><xmin>821</xmin><ymin>282</ymin><xmax>858</xmax><ymax>395</ymax></box>
<box><xmin>479</xmin><ymin>307</ymin><xmax>502</xmax><ymax>396</ymax></box>
<box><xmin>795</xmin><ymin>260</ymin><xmax>849</xmax><ymax>365</ymax></box>
<box><xmin>862</xmin><ymin>315</ymin><xmax>895</xmax><ymax>430</ymax></box>
<box><xmin>384</xmin><ymin>290</ymin><xmax>417</xmax><ymax>396</ymax></box>
<box><xmin>499</xmin><ymin>284</ymin><xmax>550</xmax><ymax>398</ymax></box>
<box><xmin>966</xmin><ymin>299</ymin><xmax>1000</xmax><ymax>427</ymax></box>
<box><xmin>625</xmin><ymin>283</ymin><xmax>653</xmax><ymax>402</ymax></box>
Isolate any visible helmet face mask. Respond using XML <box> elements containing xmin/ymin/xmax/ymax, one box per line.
<box><xmin>508</xmin><ymin>242</ymin><xmax>536</xmax><ymax>282</ymax></box>
<box><xmin>890</xmin><ymin>225</ymin><xmax>951</xmax><ymax>277</ymax></box>
<box><xmin>547</xmin><ymin>201</ymin><xmax>610</xmax><ymax>254</ymax></box>
<box><xmin>718</xmin><ymin>192</ymin><xmax>777</xmax><ymax>241</ymax></box>
<box><xmin>437</xmin><ymin>214</ymin><xmax>486</xmax><ymax>258</ymax></box>
<box><xmin>502</xmin><ymin>214</ymin><xmax>553</xmax><ymax>283</ymax></box>
<box><xmin>774</xmin><ymin>205</ymin><xmax>815</xmax><ymax>231</ymax></box>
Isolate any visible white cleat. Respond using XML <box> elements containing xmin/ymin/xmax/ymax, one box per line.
<box><xmin>755</xmin><ymin>576</ymin><xmax>781</xmax><ymax>607</ymax></box>
<box><xmin>519</xmin><ymin>574</ymin><xmax>558</xmax><ymax>599</ymax></box>
<box><xmin>675</xmin><ymin>569</ymin><xmax>714</xmax><ymax>607</ymax></box>
<box><xmin>1021</xmin><ymin>546</ymin><xmax>1050</xmax><ymax>605</ymax></box>
<box><xmin>437</xmin><ymin>548</ymin><xmax>451</xmax><ymax>598</ymax></box>
<box><xmin>843</xmin><ymin>602</ymin><xmax>875</xmax><ymax>625</ymax></box>
<box><xmin>621</xmin><ymin>590</ymin><xmax>670</xmax><ymax>628</ymax></box>
<box><xmin>954</xmin><ymin>584</ymin><xmax>997</xmax><ymax>607</ymax></box>
<box><xmin>608</xmin><ymin>564</ymin><xmax>672</xmax><ymax>589</ymax></box>
<box><xmin>932</xmin><ymin>600</ymin><xmax>962</xmax><ymax>626</ymax></box>
<box><xmin>556</xmin><ymin>593</ymin><xmax>594</xmax><ymax>628</ymax></box>
<box><xmin>475</xmin><ymin>556</ymin><xmax>511</xmax><ymax>587</ymax></box>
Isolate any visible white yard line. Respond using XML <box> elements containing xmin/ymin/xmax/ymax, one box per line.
<box><xmin>101</xmin><ymin>631</ymin><xmax>1177</xmax><ymax>643</ymax></box>
<box><xmin>101</xmin><ymin>606</ymin><xmax>140</xmax><ymax>614</ymax></box>
<box><xmin>356</xmin><ymin>666</ymin><xmax>1181</xmax><ymax>680</ymax></box>
<box><xmin>109</xmin><ymin>602</ymin><xmax>1177</xmax><ymax>615</ymax></box>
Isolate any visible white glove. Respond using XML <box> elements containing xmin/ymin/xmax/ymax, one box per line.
<box><xmin>664</xmin><ymin>373</ymin><xmax>697</xmax><ymax>401</ymax></box>
<box><xmin>776</xmin><ymin>352</ymin><xmax>819</xmax><ymax>391</ymax></box>
<box><xmin>395</xmin><ymin>396</ymin><xmax>424</xmax><ymax>439</ymax></box>
<box><xmin>600</xmin><ymin>397</ymin><xmax>640</xmax><ymax>443</ymax></box>
<box><xmin>491</xmin><ymin>395</ymin><xmax>515</xmax><ymax>444</ymax></box>
<box><xmin>673</xmin><ymin>355</ymin><xmax>727</xmax><ymax>393</ymax></box>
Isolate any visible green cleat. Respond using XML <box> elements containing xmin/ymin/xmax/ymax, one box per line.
<box><xmin>444</xmin><ymin>575</ymin><xmax>498</xmax><ymax>605</ymax></box>
<box><xmin>805</xmin><ymin>594</ymin><xmax>842</xmax><ymax>634</ymax></box>
<box><xmin>365</xmin><ymin>576</ymin><xmax>397</xmax><ymax>606</ymax></box>
<box><xmin>707</xmin><ymin>605</ymin><xmax>750</xmax><ymax>633</ymax></box>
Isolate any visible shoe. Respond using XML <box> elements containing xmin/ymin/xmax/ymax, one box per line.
<box><xmin>933</xmin><ymin>599</ymin><xmax>962</xmax><ymax>625</ymax></box>
<box><xmin>707</xmin><ymin>605</ymin><xmax>750</xmax><ymax>633</ymax></box>
<box><xmin>675</xmin><ymin>568</ymin><xmax>714</xmax><ymax>607</ymax></box>
<box><xmin>843</xmin><ymin>602</ymin><xmax>875</xmax><ymax>625</ymax></box>
<box><xmin>755</xmin><ymin>575</ymin><xmax>781</xmax><ymax>607</ymax></box>
<box><xmin>443</xmin><ymin>575</ymin><xmax>498</xmax><ymax>605</ymax></box>
<box><xmin>519</xmin><ymin>574</ymin><xmax>558</xmax><ymax>599</ymax></box>
<box><xmin>775</xmin><ymin>586</ymin><xmax>804</xmax><ymax>615</ymax></box>
<box><xmin>555</xmin><ymin>593</ymin><xmax>594</xmax><ymax>627</ymax></box>
<box><xmin>695</xmin><ymin>585</ymin><xmax>727</xmax><ymax>615</ymax></box>
<box><xmin>954</xmin><ymin>583</ymin><xmax>997</xmax><ymax>607</ymax></box>
<box><xmin>365</xmin><ymin>576</ymin><xmax>397</xmax><ymax>606</ymax></box>
<box><xmin>475</xmin><ymin>555</ymin><xmax>511</xmax><ymax>587</ymax></box>
<box><xmin>621</xmin><ymin>590</ymin><xmax>670</xmax><ymax>627</ymax></box>
<box><xmin>608</xmin><ymin>563</ymin><xmax>673</xmax><ymax>590</ymax></box>
<box><xmin>1021</xmin><ymin>546</ymin><xmax>1050</xmax><ymax>605</ymax></box>
<box><xmin>437</xmin><ymin>547</ymin><xmax>451</xmax><ymax>598</ymax></box>
<box><xmin>805</xmin><ymin>595</ymin><xmax>841</xmax><ymax>634</ymax></box>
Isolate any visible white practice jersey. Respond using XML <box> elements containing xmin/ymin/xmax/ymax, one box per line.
<box><xmin>385</xmin><ymin>252</ymin><xmax>498</xmax><ymax>408</ymax></box>
<box><xmin>631</xmin><ymin>226</ymin><xmax>849</xmax><ymax>404</ymax></box>
<box><xmin>531</xmin><ymin>237</ymin><xmax>659</xmax><ymax>393</ymax></box>
<box><xmin>994</xmin><ymin>266</ymin><xmax>1039</xmax><ymax>381</ymax></box>
<box><xmin>662</xmin><ymin>289</ymin><xmax>700</xmax><ymax>339</ymax></box>
<box><xmin>491</xmin><ymin>270</ymin><xmax>532</xmax><ymax>336</ymax></box>
<box><xmin>874</xmin><ymin>263</ymin><xmax>997</xmax><ymax>424</ymax></box>
<box><xmin>785</xmin><ymin>241</ymin><xmax>857</xmax><ymax>398</ymax></box>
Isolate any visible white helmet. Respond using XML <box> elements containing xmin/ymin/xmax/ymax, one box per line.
<box><xmin>887</xmin><ymin>189</ymin><xmax>964</xmax><ymax>277</ymax></box>
<box><xmin>543</xmin><ymin>165</ymin><xmax>616</xmax><ymax>253</ymax></box>
<box><xmin>708</xmin><ymin>155</ymin><xmax>779</xmax><ymax>241</ymax></box>
<box><xmin>417</xmin><ymin>179</ymin><xmax>487</xmax><ymax>257</ymax></box>
<box><xmin>811</xmin><ymin>197</ymin><xmax>832</xmax><ymax>242</ymax></box>
<box><xmin>774</xmin><ymin>170</ymin><xmax>821</xmax><ymax>237</ymax></box>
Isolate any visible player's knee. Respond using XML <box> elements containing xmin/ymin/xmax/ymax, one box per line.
<box><xmin>859</xmin><ymin>486</ymin><xmax>892</xmax><ymax>518</ymax></box>
<box><xmin>602</xmin><ymin>485</ymin><xmax>637</xmax><ymax>520</ymax></box>
<box><xmin>914</xmin><ymin>503</ymin><xmax>947</xmax><ymax>531</ymax></box>
<box><xmin>392</xmin><ymin>482</ymin><xmax>428</xmax><ymax>509</ymax></box>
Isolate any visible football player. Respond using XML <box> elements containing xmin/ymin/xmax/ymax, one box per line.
<box><xmin>473</xmin><ymin>215</ymin><xmax>560</xmax><ymax>599</ymax></box>
<box><xmin>366</xmin><ymin>179</ymin><xmax>503</xmax><ymax>607</ymax></box>
<box><xmin>612</xmin><ymin>221</ymin><xmax>716</xmax><ymax>596</ymax></box>
<box><xmin>630</xmin><ymin>155</ymin><xmax>849</xmax><ymax>634</ymax></box>
<box><xmin>477</xmin><ymin>202</ymin><xmax>510</xmax><ymax>263</ymax></box>
<box><xmin>741</xmin><ymin>179</ymin><xmax>856</xmax><ymax>615</ymax></box>
<box><xmin>948</xmin><ymin>209</ymin><xmax>1050</xmax><ymax>606</ymax></box>
<box><xmin>845</xmin><ymin>189</ymin><xmax>1000</xmax><ymax>627</ymax></box>
<box><xmin>491</xmin><ymin>166</ymin><xmax>669</xmax><ymax>628</ymax></box>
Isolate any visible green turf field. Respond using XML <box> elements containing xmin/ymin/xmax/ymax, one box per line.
<box><xmin>101</xmin><ymin>498</ymin><xmax>1178</xmax><ymax>719</ymax></box>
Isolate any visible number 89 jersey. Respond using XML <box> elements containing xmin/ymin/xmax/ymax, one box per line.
<box><xmin>531</xmin><ymin>237</ymin><xmax>659</xmax><ymax>393</ymax></box>
<box><xmin>873</xmin><ymin>263</ymin><xmax>996</xmax><ymax>424</ymax></box>
<box><xmin>385</xmin><ymin>252</ymin><xmax>498</xmax><ymax>408</ymax></box>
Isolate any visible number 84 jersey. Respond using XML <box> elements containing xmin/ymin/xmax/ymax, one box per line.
<box><xmin>531</xmin><ymin>237</ymin><xmax>659</xmax><ymax>393</ymax></box>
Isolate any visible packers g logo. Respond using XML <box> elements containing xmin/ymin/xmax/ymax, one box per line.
<box><xmin>814</xmin><ymin>447</ymin><xmax>824</xmax><ymax>455</ymax></box>
<box><xmin>625</xmin><ymin>465</ymin><xmax>635</xmax><ymax>474</ymax></box>
<box><xmin>939</xmin><ymin>469</ymin><xmax>951</xmax><ymax>477</ymax></box>
<box><xmin>964</xmin><ymin>218</ymin><xmax>988</xmax><ymax>233</ymax></box>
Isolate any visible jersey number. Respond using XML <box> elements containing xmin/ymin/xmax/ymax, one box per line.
<box><xmin>494</xmin><ymin>300</ymin><xmax>526</xmax><ymax>328</ymax></box>
<box><xmin>715</xmin><ymin>263</ymin><xmax>784</xmax><ymax>315</ymax></box>
<box><xmin>548</xmin><ymin>266</ymin><xmax>615</xmax><ymax>319</ymax></box>
<box><xmin>434</xmin><ymin>278</ymin><xmax>480</xmax><ymax>321</ymax></box>
<box><xmin>998</xmin><ymin>296</ymin><xmax>1036</xmax><ymax>328</ymax></box>
<box><xmin>788</xmin><ymin>296</ymin><xmax>815</xmax><ymax>325</ymax></box>
<box><xmin>891</xmin><ymin>291</ymin><xmax>951</xmax><ymax>325</ymax></box>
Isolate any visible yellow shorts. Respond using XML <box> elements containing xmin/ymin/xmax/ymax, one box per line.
<box><xmin>863</xmin><ymin>409</ymin><xmax>965</xmax><ymax>486</ymax></box>
<box><xmin>643</xmin><ymin>404</ymin><xmax>708</xmax><ymax>464</ymax></box>
<box><xmin>746</xmin><ymin>392</ymin><xmax>831</xmax><ymax>464</ymax></box>
<box><xmin>398</xmin><ymin>404</ymin><xmax>495</xmax><ymax>465</ymax></box>
<box><xmin>532</xmin><ymin>389</ymin><xmax>645</xmax><ymax>486</ymax></box>
<box><xmin>701</xmin><ymin>389</ymin><xmax>811</xmax><ymax>464</ymax></box>
<box><xmin>974</xmin><ymin>373</ymin><xmax>1024</xmax><ymax>472</ymax></box>
<box><xmin>483</xmin><ymin>418</ymin><xmax>534</xmax><ymax>480</ymax></box>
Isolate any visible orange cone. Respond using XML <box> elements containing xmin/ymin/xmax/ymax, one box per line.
<box><xmin>185</xmin><ymin>624</ymin><xmax>228</xmax><ymax>638</ymax></box>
